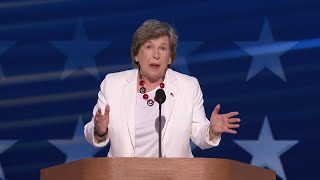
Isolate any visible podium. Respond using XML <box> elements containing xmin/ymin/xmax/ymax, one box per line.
<box><xmin>41</xmin><ymin>157</ymin><xmax>275</xmax><ymax>180</ymax></box>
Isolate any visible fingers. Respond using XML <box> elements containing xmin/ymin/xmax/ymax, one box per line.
<box><xmin>95</xmin><ymin>105</ymin><xmax>109</xmax><ymax>120</ymax></box>
<box><xmin>95</xmin><ymin>108</ymin><xmax>101</xmax><ymax>117</ymax></box>
<box><xmin>227</xmin><ymin>123</ymin><xmax>240</xmax><ymax>129</ymax></box>
<box><xmin>226</xmin><ymin>129</ymin><xmax>237</xmax><ymax>134</ymax></box>
<box><xmin>94</xmin><ymin>105</ymin><xmax>110</xmax><ymax>127</ymax></box>
<box><xmin>226</xmin><ymin>117</ymin><xmax>240</xmax><ymax>132</ymax></box>
<box><xmin>225</xmin><ymin>111</ymin><xmax>239</xmax><ymax>118</ymax></box>
<box><xmin>212</xmin><ymin>104</ymin><xmax>220</xmax><ymax>115</ymax></box>
<box><xmin>104</xmin><ymin>105</ymin><xmax>110</xmax><ymax>116</ymax></box>
<box><xmin>94</xmin><ymin>108</ymin><xmax>101</xmax><ymax>121</ymax></box>
<box><xmin>210</xmin><ymin>104</ymin><xmax>241</xmax><ymax>135</ymax></box>
<box><xmin>228</xmin><ymin>118</ymin><xmax>241</xmax><ymax>124</ymax></box>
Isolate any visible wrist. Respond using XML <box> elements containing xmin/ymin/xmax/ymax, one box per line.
<box><xmin>209</xmin><ymin>127</ymin><xmax>220</xmax><ymax>137</ymax></box>
<box><xmin>94</xmin><ymin>128</ymin><xmax>108</xmax><ymax>137</ymax></box>
<box><xmin>94</xmin><ymin>129</ymin><xmax>107</xmax><ymax>143</ymax></box>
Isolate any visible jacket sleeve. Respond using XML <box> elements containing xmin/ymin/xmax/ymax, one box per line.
<box><xmin>84</xmin><ymin>75</ymin><xmax>110</xmax><ymax>147</ymax></box>
<box><xmin>190</xmin><ymin>78</ymin><xmax>221</xmax><ymax>149</ymax></box>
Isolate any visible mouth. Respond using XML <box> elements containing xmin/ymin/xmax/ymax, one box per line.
<box><xmin>149</xmin><ymin>63</ymin><xmax>161</xmax><ymax>69</ymax></box>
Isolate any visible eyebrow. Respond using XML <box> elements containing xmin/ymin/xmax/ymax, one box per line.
<box><xmin>144</xmin><ymin>41</ymin><xmax>169</xmax><ymax>46</ymax></box>
<box><xmin>160</xmin><ymin>42</ymin><xmax>169</xmax><ymax>46</ymax></box>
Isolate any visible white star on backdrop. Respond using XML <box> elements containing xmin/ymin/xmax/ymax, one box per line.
<box><xmin>234</xmin><ymin>116</ymin><xmax>299</xmax><ymax>180</ymax></box>
<box><xmin>51</xmin><ymin>19</ymin><xmax>111</xmax><ymax>80</ymax></box>
<box><xmin>0</xmin><ymin>140</ymin><xmax>17</xmax><ymax>180</ymax></box>
<box><xmin>49</xmin><ymin>116</ymin><xmax>101</xmax><ymax>162</ymax></box>
<box><xmin>0</xmin><ymin>41</ymin><xmax>16</xmax><ymax>79</ymax></box>
<box><xmin>235</xmin><ymin>18</ymin><xmax>298</xmax><ymax>82</ymax></box>
<box><xmin>173</xmin><ymin>41</ymin><xmax>203</xmax><ymax>75</ymax></box>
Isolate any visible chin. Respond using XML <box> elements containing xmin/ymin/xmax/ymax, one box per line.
<box><xmin>143</xmin><ymin>67</ymin><xmax>166</xmax><ymax>78</ymax></box>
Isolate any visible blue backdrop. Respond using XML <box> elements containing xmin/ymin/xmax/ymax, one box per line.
<box><xmin>0</xmin><ymin>0</ymin><xmax>319</xmax><ymax>179</ymax></box>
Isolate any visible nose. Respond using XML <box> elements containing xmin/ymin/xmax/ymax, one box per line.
<box><xmin>153</xmin><ymin>49</ymin><xmax>160</xmax><ymax>60</ymax></box>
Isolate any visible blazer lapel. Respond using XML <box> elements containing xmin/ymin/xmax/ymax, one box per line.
<box><xmin>122</xmin><ymin>69</ymin><xmax>138</xmax><ymax>150</ymax></box>
<box><xmin>162</xmin><ymin>69</ymin><xmax>179</xmax><ymax>140</ymax></box>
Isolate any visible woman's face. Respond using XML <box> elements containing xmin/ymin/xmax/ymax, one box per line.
<box><xmin>135</xmin><ymin>36</ymin><xmax>172</xmax><ymax>82</ymax></box>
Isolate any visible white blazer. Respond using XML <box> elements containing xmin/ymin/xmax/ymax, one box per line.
<box><xmin>84</xmin><ymin>68</ymin><xmax>220</xmax><ymax>157</ymax></box>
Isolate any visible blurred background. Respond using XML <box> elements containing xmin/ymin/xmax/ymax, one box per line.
<box><xmin>0</xmin><ymin>0</ymin><xmax>320</xmax><ymax>179</ymax></box>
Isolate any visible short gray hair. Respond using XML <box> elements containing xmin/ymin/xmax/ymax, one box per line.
<box><xmin>131</xmin><ymin>19</ymin><xmax>178</xmax><ymax>67</ymax></box>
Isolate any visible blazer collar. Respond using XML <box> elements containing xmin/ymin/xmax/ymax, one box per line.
<box><xmin>122</xmin><ymin>69</ymin><xmax>138</xmax><ymax>150</ymax></box>
<box><xmin>162</xmin><ymin>68</ymin><xmax>179</xmax><ymax>140</ymax></box>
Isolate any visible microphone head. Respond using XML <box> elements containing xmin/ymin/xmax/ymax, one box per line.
<box><xmin>155</xmin><ymin>89</ymin><xmax>166</xmax><ymax>104</ymax></box>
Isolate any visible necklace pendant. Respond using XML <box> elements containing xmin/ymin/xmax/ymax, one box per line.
<box><xmin>140</xmin><ymin>86</ymin><xmax>146</xmax><ymax>94</ymax></box>
<box><xmin>147</xmin><ymin>99</ymin><xmax>154</xmax><ymax>106</ymax></box>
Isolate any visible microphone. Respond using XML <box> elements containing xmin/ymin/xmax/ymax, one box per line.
<box><xmin>155</xmin><ymin>88</ymin><xmax>166</xmax><ymax>158</ymax></box>
<box><xmin>155</xmin><ymin>89</ymin><xmax>166</xmax><ymax>104</ymax></box>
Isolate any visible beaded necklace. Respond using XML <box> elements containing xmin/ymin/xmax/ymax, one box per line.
<box><xmin>139</xmin><ymin>73</ymin><xmax>165</xmax><ymax>106</ymax></box>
